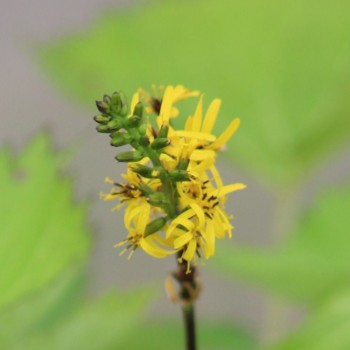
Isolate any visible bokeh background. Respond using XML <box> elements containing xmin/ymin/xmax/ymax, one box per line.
<box><xmin>1</xmin><ymin>0</ymin><xmax>349</xmax><ymax>349</ymax></box>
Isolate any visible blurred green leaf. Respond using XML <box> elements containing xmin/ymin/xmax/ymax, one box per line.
<box><xmin>271</xmin><ymin>288</ymin><xmax>350</xmax><ymax>350</ymax></box>
<box><xmin>0</xmin><ymin>134</ymin><xmax>90</xmax><ymax>309</ymax></box>
<box><xmin>120</xmin><ymin>320</ymin><xmax>256</xmax><ymax>350</ymax></box>
<box><xmin>15</xmin><ymin>289</ymin><xmax>152</xmax><ymax>350</ymax></box>
<box><xmin>39</xmin><ymin>0</ymin><xmax>350</xmax><ymax>186</ymax></box>
<box><xmin>213</xmin><ymin>185</ymin><xmax>350</xmax><ymax>304</ymax></box>
<box><xmin>0</xmin><ymin>269</ymin><xmax>85</xmax><ymax>349</ymax></box>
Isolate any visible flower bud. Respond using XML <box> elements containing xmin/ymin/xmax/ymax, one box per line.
<box><xmin>147</xmin><ymin>192</ymin><xmax>167</xmax><ymax>207</ymax></box>
<box><xmin>115</xmin><ymin>151</ymin><xmax>145</xmax><ymax>162</ymax></box>
<box><xmin>133</xmin><ymin>101</ymin><xmax>144</xmax><ymax>118</ymax></box>
<box><xmin>110</xmin><ymin>132</ymin><xmax>131</xmax><ymax>147</ymax></box>
<box><xmin>132</xmin><ymin>164</ymin><xmax>157</xmax><ymax>178</ymax></box>
<box><xmin>168</xmin><ymin>170</ymin><xmax>189</xmax><ymax>182</ymax></box>
<box><xmin>151</xmin><ymin>138</ymin><xmax>170</xmax><ymax>150</ymax></box>
<box><xmin>157</xmin><ymin>125</ymin><xmax>169</xmax><ymax>138</ymax></box>
<box><xmin>144</xmin><ymin>217</ymin><xmax>167</xmax><ymax>237</ymax></box>
<box><xmin>103</xmin><ymin>94</ymin><xmax>111</xmax><ymax>104</ymax></box>
<box><xmin>126</xmin><ymin>115</ymin><xmax>142</xmax><ymax>128</ymax></box>
<box><xmin>139</xmin><ymin>135</ymin><xmax>150</xmax><ymax>147</ymax></box>
<box><xmin>93</xmin><ymin>115</ymin><xmax>110</xmax><ymax>124</ymax></box>
<box><xmin>107</xmin><ymin>118</ymin><xmax>123</xmax><ymax>131</ymax></box>
<box><xmin>96</xmin><ymin>100</ymin><xmax>110</xmax><ymax>114</ymax></box>
<box><xmin>177</xmin><ymin>159</ymin><xmax>190</xmax><ymax>171</ymax></box>
<box><xmin>96</xmin><ymin>124</ymin><xmax>113</xmax><ymax>133</ymax></box>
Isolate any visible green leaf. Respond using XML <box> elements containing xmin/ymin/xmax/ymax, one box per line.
<box><xmin>271</xmin><ymin>288</ymin><xmax>350</xmax><ymax>350</ymax></box>
<box><xmin>39</xmin><ymin>0</ymin><xmax>350</xmax><ymax>186</ymax></box>
<box><xmin>120</xmin><ymin>320</ymin><xmax>256</xmax><ymax>350</ymax></box>
<box><xmin>0</xmin><ymin>269</ymin><xmax>85</xmax><ymax>349</ymax></box>
<box><xmin>212</xmin><ymin>185</ymin><xmax>350</xmax><ymax>304</ymax></box>
<box><xmin>0</xmin><ymin>134</ymin><xmax>90</xmax><ymax>309</ymax></box>
<box><xmin>14</xmin><ymin>289</ymin><xmax>153</xmax><ymax>350</ymax></box>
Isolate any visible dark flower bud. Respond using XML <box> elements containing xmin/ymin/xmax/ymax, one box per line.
<box><xmin>96</xmin><ymin>100</ymin><xmax>110</xmax><ymax>114</ymax></box>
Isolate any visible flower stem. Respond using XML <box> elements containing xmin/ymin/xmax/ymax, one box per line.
<box><xmin>182</xmin><ymin>303</ymin><xmax>196</xmax><ymax>350</ymax></box>
<box><xmin>174</xmin><ymin>255</ymin><xmax>199</xmax><ymax>350</ymax></box>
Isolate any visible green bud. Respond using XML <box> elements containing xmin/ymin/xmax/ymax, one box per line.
<box><xmin>139</xmin><ymin>135</ymin><xmax>150</xmax><ymax>147</ymax></box>
<box><xmin>168</xmin><ymin>170</ymin><xmax>189</xmax><ymax>182</ymax></box>
<box><xmin>96</xmin><ymin>100</ymin><xmax>110</xmax><ymax>114</ymax></box>
<box><xmin>103</xmin><ymin>94</ymin><xmax>111</xmax><ymax>104</ymax></box>
<box><xmin>126</xmin><ymin>115</ymin><xmax>142</xmax><ymax>128</ymax></box>
<box><xmin>107</xmin><ymin>118</ymin><xmax>123</xmax><ymax>130</ymax></box>
<box><xmin>93</xmin><ymin>115</ymin><xmax>110</xmax><ymax>124</ymax></box>
<box><xmin>147</xmin><ymin>192</ymin><xmax>167</xmax><ymax>207</ymax></box>
<box><xmin>157</xmin><ymin>125</ymin><xmax>169</xmax><ymax>138</ymax></box>
<box><xmin>115</xmin><ymin>150</ymin><xmax>145</xmax><ymax>162</ymax></box>
<box><xmin>133</xmin><ymin>101</ymin><xmax>144</xmax><ymax>118</ymax></box>
<box><xmin>110</xmin><ymin>132</ymin><xmax>131</xmax><ymax>147</ymax></box>
<box><xmin>151</xmin><ymin>138</ymin><xmax>170</xmax><ymax>150</ymax></box>
<box><xmin>96</xmin><ymin>124</ymin><xmax>113</xmax><ymax>133</ymax></box>
<box><xmin>138</xmin><ymin>123</ymin><xmax>147</xmax><ymax>135</ymax></box>
<box><xmin>119</xmin><ymin>92</ymin><xmax>129</xmax><ymax>116</ymax></box>
<box><xmin>132</xmin><ymin>164</ymin><xmax>156</xmax><ymax>178</ymax></box>
<box><xmin>144</xmin><ymin>217</ymin><xmax>167</xmax><ymax>237</ymax></box>
<box><xmin>111</xmin><ymin>91</ymin><xmax>122</xmax><ymax>106</ymax></box>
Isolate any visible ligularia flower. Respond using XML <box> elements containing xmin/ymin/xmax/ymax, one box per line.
<box><xmin>94</xmin><ymin>85</ymin><xmax>245</xmax><ymax>272</ymax></box>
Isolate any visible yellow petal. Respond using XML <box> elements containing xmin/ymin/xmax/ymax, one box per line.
<box><xmin>191</xmin><ymin>95</ymin><xmax>203</xmax><ymax>132</ymax></box>
<box><xmin>189</xmin><ymin>203</ymin><xmax>205</xmax><ymax>228</ymax></box>
<box><xmin>182</xmin><ymin>239</ymin><xmax>197</xmax><ymax>262</ymax></box>
<box><xmin>174</xmin><ymin>130</ymin><xmax>216</xmax><ymax>142</ymax></box>
<box><xmin>174</xmin><ymin>232</ymin><xmax>193</xmax><ymax>249</ymax></box>
<box><xmin>130</xmin><ymin>92</ymin><xmax>140</xmax><ymax>115</ymax></box>
<box><xmin>218</xmin><ymin>183</ymin><xmax>246</xmax><ymax>197</ymax></box>
<box><xmin>210</xmin><ymin>118</ymin><xmax>240</xmax><ymax>150</ymax></box>
<box><xmin>202</xmin><ymin>98</ymin><xmax>221</xmax><ymax>134</ymax></box>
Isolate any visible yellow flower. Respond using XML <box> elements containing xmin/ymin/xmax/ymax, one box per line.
<box><xmin>165</xmin><ymin>167</ymin><xmax>245</xmax><ymax>268</ymax></box>
<box><xmin>139</xmin><ymin>84</ymin><xmax>199</xmax><ymax>119</ymax></box>
<box><xmin>176</xmin><ymin>95</ymin><xmax>240</xmax><ymax>151</ymax></box>
<box><xmin>116</xmin><ymin>203</ymin><xmax>175</xmax><ymax>259</ymax></box>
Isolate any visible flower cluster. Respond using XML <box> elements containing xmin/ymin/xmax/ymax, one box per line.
<box><xmin>94</xmin><ymin>85</ymin><xmax>245</xmax><ymax>272</ymax></box>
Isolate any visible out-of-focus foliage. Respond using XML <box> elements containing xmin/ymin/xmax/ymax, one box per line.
<box><xmin>0</xmin><ymin>135</ymin><xmax>90</xmax><ymax>309</ymax></box>
<box><xmin>120</xmin><ymin>320</ymin><xmax>257</xmax><ymax>350</ymax></box>
<box><xmin>213</xmin><ymin>186</ymin><xmax>350</xmax><ymax>305</ymax></box>
<box><xmin>39</xmin><ymin>0</ymin><xmax>350</xmax><ymax>187</ymax></box>
<box><xmin>0</xmin><ymin>135</ymin><xmax>153</xmax><ymax>349</ymax></box>
<box><xmin>272</xmin><ymin>289</ymin><xmax>350</xmax><ymax>350</ymax></box>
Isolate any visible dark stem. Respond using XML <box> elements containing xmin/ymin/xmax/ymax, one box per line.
<box><xmin>182</xmin><ymin>303</ymin><xmax>196</xmax><ymax>350</ymax></box>
<box><xmin>174</xmin><ymin>254</ymin><xmax>199</xmax><ymax>350</ymax></box>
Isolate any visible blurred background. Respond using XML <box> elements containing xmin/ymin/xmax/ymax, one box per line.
<box><xmin>1</xmin><ymin>0</ymin><xmax>349</xmax><ymax>349</ymax></box>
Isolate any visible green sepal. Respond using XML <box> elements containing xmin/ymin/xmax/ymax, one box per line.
<box><xmin>115</xmin><ymin>150</ymin><xmax>145</xmax><ymax>162</ymax></box>
<box><xmin>168</xmin><ymin>169</ymin><xmax>189</xmax><ymax>182</ymax></box>
<box><xmin>144</xmin><ymin>217</ymin><xmax>167</xmax><ymax>237</ymax></box>
<box><xmin>93</xmin><ymin>115</ymin><xmax>110</xmax><ymax>124</ymax></box>
<box><xmin>151</xmin><ymin>138</ymin><xmax>170</xmax><ymax>150</ymax></box>
<box><xmin>138</xmin><ymin>123</ymin><xmax>147</xmax><ymax>136</ymax></box>
<box><xmin>110</xmin><ymin>132</ymin><xmax>131</xmax><ymax>147</ymax></box>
